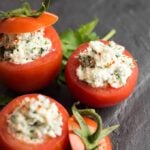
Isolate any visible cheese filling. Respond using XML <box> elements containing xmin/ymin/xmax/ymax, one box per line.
<box><xmin>0</xmin><ymin>28</ymin><xmax>52</xmax><ymax>64</ymax></box>
<box><xmin>76</xmin><ymin>41</ymin><xmax>134</xmax><ymax>88</ymax></box>
<box><xmin>7</xmin><ymin>95</ymin><xmax>63</xmax><ymax>143</ymax></box>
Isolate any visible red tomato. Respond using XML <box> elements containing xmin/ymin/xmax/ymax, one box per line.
<box><xmin>65</xmin><ymin>41</ymin><xmax>139</xmax><ymax>107</ymax></box>
<box><xmin>0</xmin><ymin>94</ymin><xmax>69</xmax><ymax>150</ymax></box>
<box><xmin>68</xmin><ymin>117</ymin><xmax>112</xmax><ymax>150</ymax></box>
<box><xmin>0</xmin><ymin>26</ymin><xmax>62</xmax><ymax>92</ymax></box>
<box><xmin>0</xmin><ymin>12</ymin><xmax>58</xmax><ymax>34</ymax></box>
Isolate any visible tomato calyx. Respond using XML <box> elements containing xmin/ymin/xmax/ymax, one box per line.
<box><xmin>72</xmin><ymin>102</ymin><xmax>119</xmax><ymax>150</ymax></box>
<box><xmin>0</xmin><ymin>0</ymin><xmax>50</xmax><ymax>19</ymax></box>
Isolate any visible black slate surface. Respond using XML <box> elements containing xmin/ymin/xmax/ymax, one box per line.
<box><xmin>0</xmin><ymin>0</ymin><xmax>150</xmax><ymax>150</ymax></box>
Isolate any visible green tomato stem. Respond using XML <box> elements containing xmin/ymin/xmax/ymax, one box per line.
<box><xmin>71</xmin><ymin>102</ymin><xmax>119</xmax><ymax>150</ymax></box>
<box><xmin>0</xmin><ymin>0</ymin><xmax>50</xmax><ymax>19</ymax></box>
<box><xmin>102</xmin><ymin>29</ymin><xmax>116</xmax><ymax>41</ymax></box>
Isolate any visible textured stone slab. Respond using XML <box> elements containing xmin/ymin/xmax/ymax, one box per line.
<box><xmin>0</xmin><ymin>0</ymin><xmax>150</xmax><ymax>149</ymax></box>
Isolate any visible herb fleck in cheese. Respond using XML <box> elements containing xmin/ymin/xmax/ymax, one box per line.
<box><xmin>7</xmin><ymin>95</ymin><xmax>63</xmax><ymax>143</ymax></box>
<box><xmin>76</xmin><ymin>41</ymin><xmax>134</xmax><ymax>88</ymax></box>
<box><xmin>0</xmin><ymin>28</ymin><xmax>52</xmax><ymax>64</ymax></box>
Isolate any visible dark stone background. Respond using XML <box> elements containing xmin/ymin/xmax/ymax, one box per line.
<box><xmin>0</xmin><ymin>0</ymin><xmax>150</xmax><ymax>149</ymax></box>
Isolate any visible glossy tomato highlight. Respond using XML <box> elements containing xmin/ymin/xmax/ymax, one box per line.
<box><xmin>65</xmin><ymin>41</ymin><xmax>139</xmax><ymax>107</ymax></box>
<box><xmin>0</xmin><ymin>94</ymin><xmax>69</xmax><ymax>150</ymax></box>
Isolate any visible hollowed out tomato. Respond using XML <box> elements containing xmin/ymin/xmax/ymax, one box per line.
<box><xmin>0</xmin><ymin>94</ymin><xmax>69</xmax><ymax>150</ymax></box>
<box><xmin>65</xmin><ymin>41</ymin><xmax>138</xmax><ymax>107</ymax></box>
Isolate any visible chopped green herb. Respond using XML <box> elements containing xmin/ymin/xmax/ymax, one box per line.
<box><xmin>11</xmin><ymin>115</ymin><xmax>17</xmax><ymax>123</ymax></box>
<box><xmin>40</xmin><ymin>48</ymin><xmax>45</xmax><ymax>54</ymax></box>
<box><xmin>0</xmin><ymin>47</ymin><xmax>5</xmax><ymax>58</ymax></box>
<box><xmin>26</xmin><ymin>40</ymin><xmax>30</xmax><ymax>43</ymax></box>
<box><xmin>114</xmin><ymin>70</ymin><xmax>121</xmax><ymax>80</ymax></box>
<box><xmin>79</xmin><ymin>55</ymin><xmax>96</xmax><ymax>68</ymax></box>
<box><xmin>33</xmin><ymin>121</ymin><xmax>42</xmax><ymax>127</ymax></box>
<box><xmin>30</xmin><ymin>129</ymin><xmax>34</xmax><ymax>133</ymax></box>
<box><xmin>16</xmin><ymin>130</ymin><xmax>21</xmax><ymax>134</ymax></box>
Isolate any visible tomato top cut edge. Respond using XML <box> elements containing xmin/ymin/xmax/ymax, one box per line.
<box><xmin>0</xmin><ymin>12</ymin><xmax>58</xmax><ymax>34</ymax></box>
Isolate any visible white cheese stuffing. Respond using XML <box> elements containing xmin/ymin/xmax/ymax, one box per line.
<box><xmin>7</xmin><ymin>95</ymin><xmax>63</xmax><ymax>143</ymax></box>
<box><xmin>76</xmin><ymin>41</ymin><xmax>134</xmax><ymax>88</ymax></box>
<box><xmin>0</xmin><ymin>28</ymin><xmax>52</xmax><ymax>64</ymax></box>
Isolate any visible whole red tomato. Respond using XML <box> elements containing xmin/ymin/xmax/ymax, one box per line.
<box><xmin>0</xmin><ymin>94</ymin><xmax>69</xmax><ymax>150</ymax></box>
<box><xmin>65</xmin><ymin>41</ymin><xmax>139</xmax><ymax>107</ymax></box>
<box><xmin>0</xmin><ymin>13</ymin><xmax>62</xmax><ymax>92</ymax></box>
<box><xmin>68</xmin><ymin>117</ymin><xmax>112</xmax><ymax>150</ymax></box>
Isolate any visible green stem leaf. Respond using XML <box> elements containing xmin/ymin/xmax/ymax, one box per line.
<box><xmin>30</xmin><ymin>0</ymin><xmax>50</xmax><ymax>17</ymax></box>
<box><xmin>72</xmin><ymin>102</ymin><xmax>91</xmax><ymax>137</ymax></box>
<box><xmin>102</xmin><ymin>29</ymin><xmax>116</xmax><ymax>41</ymax></box>
<box><xmin>0</xmin><ymin>0</ymin><xmax>50</xmax><ymax>19</ymax></box>
<box><xmin>71</xmin><ymin>102</ymin><xmax>119</xmax><ymax>150</ymax></box>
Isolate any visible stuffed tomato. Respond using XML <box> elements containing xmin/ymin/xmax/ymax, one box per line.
<box><xmin>0</xmin><ymin>94</ymin><xmax>69</xmax><ymax>150</ymax></box>
<box><xmin>0</xmin><ymin>1</ymin><xmax>62</xmax><ymax>92</ymax></box>
<box><xmin>65</xmin><ymin>40</ymin><xmax>138</xmax><ymax>107</ymax></box>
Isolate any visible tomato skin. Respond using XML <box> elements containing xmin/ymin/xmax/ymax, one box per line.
<box><xmin>68</xmin><ymin>117</ymin><xmax>112</xmax><ymax>150</ymax></box>
<box><xmin>0</xmin><ymin>12</ymin><xmax>58</xmax><ymax>34</ymax></box>
<box><xmin>65</xmin><ymin>41</ymin><xmax>139</xmax><ymax>107</ymax></box>
<box><xmin>0</xmin><ymin>94</ymin><xmax>69</xmax><ymax>150</ymax></box>
<box><xmin>0</xmin><ymin>26</ymin><xmax>62</xmax><ymax>92</ymax></box>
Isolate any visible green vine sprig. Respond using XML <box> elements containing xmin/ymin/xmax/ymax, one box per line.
<box><xmin>0</xmin><ymin>0</ymin><xmax>50</xmax><ymax>19</ymax></box>
<box><xmin>72</xmin><ymin>102</ymin><xmax>119</xmax><ymax>150</ymax></box>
